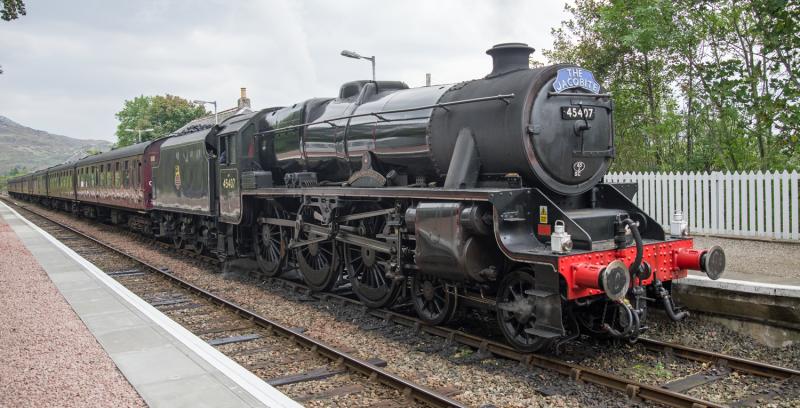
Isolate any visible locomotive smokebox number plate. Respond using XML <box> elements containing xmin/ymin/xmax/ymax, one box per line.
<box><xmin>561</xmin><ymin>106</ymin><xmax>595</xmax><ymax>120</ymax></box>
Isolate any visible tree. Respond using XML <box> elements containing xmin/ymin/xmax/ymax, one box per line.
<box><xmin>0</xmin><ymin>166</ymin><xmax>26</xmax><ymax>192</ymax></box>
<box><xmin>691</xmin><ymin>0</ymin><xmax>800</xmax><ymax>170</ymax></box>
<box><xmin>545</xmin><ymin>0</ymin><xmax>800</xmax><ymax>172</ymax></box>
<box><xmin>114</xmin><ymin>95</ymin><xmax>207</xmax><ymax>147</ymax></box>
<box><xmin>546</xmin><ymin>0</ymin><xmax>686</xmax><ymax>172</ymax></box>
<box><xmin>1</xmin><ymin>0</ymin><xmax>25</xmax><ymax>21</ymax></box>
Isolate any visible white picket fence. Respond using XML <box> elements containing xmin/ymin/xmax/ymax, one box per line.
<box><xmin>605</xmin><ymin>171</ymin><xmax>800</xmax><ymax>240</ymax></box>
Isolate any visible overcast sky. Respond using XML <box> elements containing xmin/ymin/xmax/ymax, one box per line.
<box><xmin>0</xmin><ymin>0</ymin><xmax>568</xmax><ymax>141</ymax></box>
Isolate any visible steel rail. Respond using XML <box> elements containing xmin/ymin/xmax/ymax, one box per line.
<box><xmin>5</xmin><ymin>199</ymin><xmax>466</xmax><ymax>408</ymax></box>
<box><xmin>637</xmin><ymin>338</ymin><xmax>800</xmax><ymax>379</ymax></box>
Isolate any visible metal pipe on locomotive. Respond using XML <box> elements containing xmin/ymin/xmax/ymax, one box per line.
<box><xmin>6</xmin><ymin>42</ymin><xmax>726</xmax><ymax>351</ymax></box>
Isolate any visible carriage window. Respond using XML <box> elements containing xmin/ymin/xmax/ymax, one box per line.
<box><xmin>124</xmin><ymin>161</ymin><xmax>129</xmax><ymax>187</ymax></box>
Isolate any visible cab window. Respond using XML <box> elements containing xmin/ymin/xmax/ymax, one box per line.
<box><xmin>219</xmin><ymin>135</ymin><xmax>236</xmax><ymax>165</ymax></box>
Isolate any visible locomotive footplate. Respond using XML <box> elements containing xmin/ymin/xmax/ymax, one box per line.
<box><xmin>244</xmin><ymin>186</ymin><xmax>519</xmax><ymax>201</ymax></box>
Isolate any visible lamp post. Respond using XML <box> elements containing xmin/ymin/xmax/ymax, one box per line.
<box><xmin>124</xmin><ymin>128</ymin><xmax>154</xmax><ymax>144</ymax></box>
<box><xmin>193</xmin><ymin>100</ymin><xmax>218</xmax><ymax>124</ymax></box>
<box><xmin>340</xmin><ymin>49</ymin><xmax>376</xmax><ymax>81</ymax></box>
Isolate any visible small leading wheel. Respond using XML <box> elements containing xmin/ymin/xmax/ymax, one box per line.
<box><xmin>254</xmin><ymin>216</ymin><xmax>285</xmax><ymax>277</ymax></box>
<box><xmin>295</xmin><ymin>221</ymin><xmax>340</xmax><ymax>292</ymax></box>
<box><xmin>411</xmin><ymin>273</ymin><xmax>457</xmax><ymax>325</ymax></box>
<box><xmin>495</xmin><ymin>268</ymin><xmax>551</xmax><ymax>352</ymax></box>
<box><xmin>344</xmin><ymin>205</ymin><xmax>401</xmax><ymax>308</ymax></box>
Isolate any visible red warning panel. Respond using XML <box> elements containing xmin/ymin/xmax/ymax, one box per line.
<box><xmin>537</xmin><ymin>223</ymin><xmax>552</xmax><ymax>236</ymax></box>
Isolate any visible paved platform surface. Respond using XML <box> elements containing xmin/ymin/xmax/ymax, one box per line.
<box><xmin>693</xmin><ymin>236</ymin><xmax>800</xmax><ymax>286</ymax></box>
<box><xmin>0</xmin><ymin>202</ymin><xmax>300</xmax><ymax>408</ymax></box>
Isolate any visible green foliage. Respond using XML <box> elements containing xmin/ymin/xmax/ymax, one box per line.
<box><xmin>1</xmin><ymin>0</ymin><xmax>25</xmax><ymax>21</ymax></box>
<box><xmin>114</xmin><ymin>95</ymin><xmax>207</xmax><ymax>147</ymax></box>
<box><xmin>545</xmin><ymin>0</ymin><xmax>800</xmax><ymax>172</ymax></box>
<box><xmin>6</xmin><ymin>166</ymin><xmax>26</xmax><ymax>176</ymax></box>
<box><xmin>0</xmin><ymin>166</ymin><xmax>27</xmax><ymax>192</ymax></box>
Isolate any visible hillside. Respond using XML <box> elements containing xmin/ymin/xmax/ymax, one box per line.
<box><xmin>0</xmin><ymin>115</ymin><xmax>112</xmax><ymax>174</ymax></box>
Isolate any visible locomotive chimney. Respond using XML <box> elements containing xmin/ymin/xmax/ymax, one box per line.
<box><xmin>237</xmin><ymin>87</ymin><xmax>251</xmax><ymax>110</ymax></box>
<box><xmin>485</xmin><ymin>42</ymin><xmax>535</xmax><ymax>78</ymax></box>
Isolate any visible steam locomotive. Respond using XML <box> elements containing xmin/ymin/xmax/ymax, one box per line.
<box><xmin>7</xmin><ymin>43</ymin><xmax>725</xmax><ymax>351</ymax></box>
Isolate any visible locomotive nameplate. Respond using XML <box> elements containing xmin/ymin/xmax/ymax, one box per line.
<box><xmin>553</xmin><ymin>67</ymin><xmax>601</xmax><ymax>93</ymax></box>
<box><xmin>561</xmin><ymin>106</ymin><xmax>595</xmax><ymax>120</ymax></box>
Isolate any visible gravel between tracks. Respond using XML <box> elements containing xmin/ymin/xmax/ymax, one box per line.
<box><xmin>0</xmin><ymin>216</ymin><xmax>145</xmax><ymax>408</ymax></box>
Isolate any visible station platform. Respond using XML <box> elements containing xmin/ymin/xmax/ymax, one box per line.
<box><xmin>0</xmin><ymin>201</ymin><xmax>300</xmax><ymax>408</ymax></box>
<box><xmin>673</xmin><ymin>236</ymin><xmax>800</xmax><ymax>337</ymax></box>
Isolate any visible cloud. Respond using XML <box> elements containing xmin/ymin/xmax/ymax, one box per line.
<box><xmin>0</xmin><ymin>0</ymin><xmax>567</xmax><ymax>141</ymax></box>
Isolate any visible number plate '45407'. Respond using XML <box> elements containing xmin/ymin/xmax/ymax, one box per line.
<box><xmin>561</xmin><ymin>106</ymin><xmax>595</xmax><ymax>120</ymax></box>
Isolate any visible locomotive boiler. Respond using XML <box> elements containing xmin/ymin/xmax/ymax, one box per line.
<box><xmin>8</xmin><ymin>42</ymin><xmax>726</xmax><ymax>352</ymax></box>
<box><xmin>262</xmin><ymin>43</ymin><xmax>612</xmax><ymax>195</ymax></box>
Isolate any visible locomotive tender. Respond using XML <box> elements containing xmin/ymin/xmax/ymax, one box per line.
<box><xmin>8</xmin><ymin>43</ymin><xmax>726</xmax><ymax>351</ymax></box>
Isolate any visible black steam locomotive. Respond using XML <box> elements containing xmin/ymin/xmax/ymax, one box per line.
<box><xmin>8</xmin><ymin>43</ymin><xmax>725</xmax><ymax>351</ymax></box>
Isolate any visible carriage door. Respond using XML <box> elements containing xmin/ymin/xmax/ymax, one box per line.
<box><xmin>218</xmin><ymin>131</ymin><xmax>242</xmax><ymax>223</ymax></box>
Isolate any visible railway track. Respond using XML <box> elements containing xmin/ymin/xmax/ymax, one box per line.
<box><xmin>6</xmin><ymin>197</ymin><xmax>800</xmax><ymax>408</ymax></box>
<box><xmin>264</xmin><ymin>280</ymin><xmax>800</xmax><ymax>408</ymax></box>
